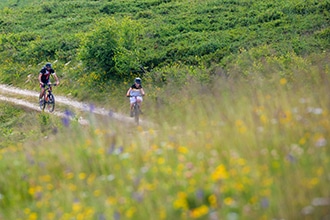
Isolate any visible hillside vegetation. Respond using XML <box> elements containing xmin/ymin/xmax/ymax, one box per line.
<box><xmin>0</xmin><ymin>0</ymin><xmax>329</xmax><ymax>93</ymax></box>
<box><xmin>0</xmin><ymin>0</ymin><xmax>330</xmax><ymax>220</ymax></box>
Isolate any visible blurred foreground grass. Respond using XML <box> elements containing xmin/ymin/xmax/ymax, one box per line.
<box><xmin>0</xmin><ymin>56</ymin><xmax>330</xmax><ymax>220</ymax></box>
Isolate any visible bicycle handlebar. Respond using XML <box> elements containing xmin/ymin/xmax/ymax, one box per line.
<box><xmin>40</xmin><ymin>83</ymin><xmax>57</xmax><ymax>86</ymax></box>
<box><xmin>126</xmin><ymin>95</ymin><xmax>144</xmax><ymax>97</ymax></box>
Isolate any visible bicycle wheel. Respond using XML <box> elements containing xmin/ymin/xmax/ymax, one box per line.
<box><xmin>39</xmin><ymin>98</ymin><xmax>46</xmax><ymax>111</ymax></box>
<box><xmin>47</xmin><ymin>94</ymin><xmax>55</xmax><ymax>112</ymax></box>
<box><xmin>134</xmin><ymin>104</ymin><xmax>139</xmax><ymax>125</ymax></box>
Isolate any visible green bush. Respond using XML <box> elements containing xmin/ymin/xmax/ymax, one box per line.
<box><xmin>78</xmin><ymin>17</ymin><xmax>142</xmax><ymax>81</ymax></box>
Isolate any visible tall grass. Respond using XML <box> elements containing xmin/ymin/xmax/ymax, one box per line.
<box><xmin>0</xmin><ymin>53</ymin><xmax>329</xmax><ymax>220</ymax></box>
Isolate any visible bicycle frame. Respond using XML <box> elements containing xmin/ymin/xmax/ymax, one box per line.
<box><xmin>130</xmin><ymin>96</ymin><xmax>141</xmax><ymax>125</ymax></box>
<box><xmin>40</xmin><ymin>84</ymin><xmax>56</xmax><ymax>112</ymax></box>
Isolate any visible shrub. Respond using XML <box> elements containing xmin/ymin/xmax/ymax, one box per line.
<box><xmin>78</xmin><ymin>17</ymin><xmax>142</xmax><ymax>81</ymax></box>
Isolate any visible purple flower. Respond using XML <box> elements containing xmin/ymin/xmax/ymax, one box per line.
<box><xmin>286</xmin><ymin>153</ymin><xmax>296</xmax><ymax>163</ymax></box>
<box><xmin>97</xmin><ymin>213</ymin><xmax>106</xmax><ymax>220</ymax></box>
<box><xmin>107</xmin><ymin>143</ymin><xmax>116</xmax><ymax>154</ymax></box>
<box><xmin>62</xmin><ymin>117</ymin><xmax>70</xmax><ymax>127</ymax></box>
<box><xmin>109</xmin><ymin>110</ymin><xmax>113</xmax><ymax>117</ymax></box>
<box><xmin>89</xmin><ymin>104</ymin><xmax>95</xmax><ymax>113</ymax></box>
<box><xmin>132</xmin><ymin>192</ymin><xmax>144</xmax><ymax>202</ymax></box>
<box><xmin>261</xmin><ymin>197</ymin><xmax>269</xmax><ymax>208</ymax></box>
<box><xmin>64</xmin><ymin>109</ymin><xmax>73</xmax><ymax>117</ymax></box>
<box><xmin>196</xmin><ymin>189</ymin><xmax>204</xmax><ymax>200</ymax></box>
<box><xmin>113</xmin><ymin>211</ymin><xmax>120</xmax><ymax>220</ymax></box>
<box><xmin>118</xmin><ymin>146</ymin><xmax>124</xmax><ymax>153</ymax></box>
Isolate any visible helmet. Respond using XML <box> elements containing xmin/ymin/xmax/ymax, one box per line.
<box><xmin>134</xmin><ymin>77</ymin><xmax>141</xmax><ymax>84</ymax></box>
<box><xmin>45</xmin><ymin>63</ymin><xmax>52</xmax><ymax>68</ymax></box>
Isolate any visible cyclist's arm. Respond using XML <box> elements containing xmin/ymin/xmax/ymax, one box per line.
<box><xmin>126</xmin><ymin>88</ymin><xmax>132</xmax><ymax>97</ymax></box>
<box><xmin>52</xmin><ymin>73</ymin><xmax>60</xmax><ymax>85</ymax></box>
<box><xmin>38</xmin><ymin>73</ymin><xmax>43</xmax><ymax>85</ymax></box>
<box><xmin>140</xmin><ymin>88</ymin><xmax>145</xmax><ymax>96</ymax></box>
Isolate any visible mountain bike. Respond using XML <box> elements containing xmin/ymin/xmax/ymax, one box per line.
<box><xmin>39</xmin><ymin>84</ymin><xmax>56</xmax><ymax>112</ymax></box>
<box><xmin>128</xmin><ymin>96</ymin><xmax>142</xmax><ymax>125</ymax></box>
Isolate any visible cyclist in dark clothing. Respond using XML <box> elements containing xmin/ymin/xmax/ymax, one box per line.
<box><xmin>38</xmin><ymin>62</ymin><xmax>59</xmax><ymax>102</ymax></box>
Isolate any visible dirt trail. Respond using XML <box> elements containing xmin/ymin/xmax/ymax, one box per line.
<box><xmin>0</xmin><ymin>84</ymin><xmax>146</xmax><ymax>126</ymax></box>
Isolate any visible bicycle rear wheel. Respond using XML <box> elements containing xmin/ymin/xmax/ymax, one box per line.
<box><xmin>47</xmin><ymin>94</ymin><xmax>55</xmax><ymax>112</ymax></box>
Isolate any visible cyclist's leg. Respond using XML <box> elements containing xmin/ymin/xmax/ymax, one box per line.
<box><xmin>137</xmin><ymin>97</ymin><xmax>143</xmax><ymax>113</ymax></box>
<box><xmin>129</xmin><ymin>97</ymin><xmax>135</xmax><ymax>117</ymax></box>
<box><xmin>39</xmin><ymin>84</ymin><xmax>46</xmax><ymax>100</ymax></box>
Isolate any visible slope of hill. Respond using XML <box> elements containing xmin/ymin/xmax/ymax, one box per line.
<box><xmin>0</xmin><ymin>0</ymin><xmax>329</xmax><ymax>83</ymax></box>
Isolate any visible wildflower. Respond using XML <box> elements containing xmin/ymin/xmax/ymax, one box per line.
<box><xmin>157</xmin><ymin>157</ymin><xmax>165</xmax><ymax>165</ymax></box>
<box><xmin>196</xmin><ymin>189</ymin><xmax>204</xmax><ymax>200</ymax></box>
<box><xmin>89</xmin><ymin>104</ymin><xmax>95</xmax><ymax>113</ymax></box>
<box><xmin>125</xmin><ymin>207</ymin><xmax>136</xmax><ymax>218</ymax></box>
<box><xmin>39</xmin><ymin>175</ymin><xmax>51</xmax><ymax>182</ymax></box>
<box><xmin>190</xmin><ymin>205</ymin><xmax>209</xmax><ymax>219</ymax></box>
<box><xmin>62</xmin><ymin>109</ymin><xmax>73</xmax><ymax>127</ymax></box>
<box><xmin>211</xmin><ymin>164</ymin><xmax>228</xmax><ymax>181</ymax></box>
<box><xmin>178</xmin><ymin>146</ymin><xmax>189</xmax><ymax>154</ymax></box>
<box><xmin>109</xmin><ymin>110</ymin><xmax>113</xmax><ymax>117</ymax></box>
<box><xmin>224</xmin><ymin>197</ymin><xmax>234</xmax><ymax>206</ymax></box>
<box><xmin>79</xmin><ymin>172</ymin><xmax>87</xmax><ymax>180</ymax></box>
<box><xmin>159</xmin><ymin>207</ymin><xmax>166</xmax><ymax>219</ymax></box>
<box><xmin>286</xmin><ymin>153</ymin><xmax>296</xmax><ymax>163</ymax></box>
<box><xmin>113</xmin><ymin>211</ymin><xmax>120</xmax><ymax>220</ymax></box>
<box><xmin>72</xmin><ymin>202</ymin><xmax>82</xmax><ymax>212</ymax></box>
<box><xmin>173</xmin><ymin>192</ymin><xmax>188</xmax><ymax>210</ymax></box>
<box><xmin>208</xmin><ymin>194</ymin><xmax>217</xmax><ymax>208</ymax></box>
<box><xmin>260</xmin><ymin>197</ymin><xmax>269</xmax><ymax>208</ymax></box>
<box><xmin>28</xmin><ymin>212</ymin><xmax>38</xmax><ymax>220</ymax></box>
<box><xmin>92</xmin><ymin>190</ymin><xmax>101</xmax><ymax>197</ymax></box>
<box><xmin>315</xmin><ymin>137</ymin><xmax>327</xmax><ymax>147</ymax></box>
<box><xmin>280</xmin><ymin>78</ymin><xmax>287</xmax><ymax>85</ymax></box>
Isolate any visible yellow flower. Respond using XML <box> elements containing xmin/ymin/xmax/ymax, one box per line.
<box><xmin>260</xmin><ymin>114</ymin><xmax>268</xmax><ymax>124</ymax></box>
<box><xmin>242</xmin><ymin>166</ymin><xmax>251</xmax><ymax>174</ymax></box>
<box><xmin>65</xmin><ymin>172</ymin><xmax>74</xmax><ymax>179</ymax></box>
<box><xmin>178</xmin><ymin>146</ymin><xmax>189</xmax><ymax>154</ymax></box>
<box><xmin>125</xmin><ymin>207</ymin><xmax>136</xmax><ymax>218</ymax></box>
<box><xmin>68</xmin><ymin>183</ymin><xmax>77</xmax><ymax>191</ymax></box>
<box><xmin>87</xmin><ymin>174</ymin><xmax>96</xmax><ymax>186</ymax></box>
<box><xmin>93</xmin><ymin>190</ymin><xmax>101</xmax><ymax>197</ymax></box>
<box><xmin>190</xmin><ymin>205</ymin><xmax>209</xmax><ymax>219</ymax></box>
<box><xmin>173</xmin><ymin>192</ymin><xmax>188</xmax><ymax>210</ymax></box>
<box><xmin>46</xmin><ymin>184</ymin><xmax>54</xmax><ymax>191</ymax></box>
<box><xmin>208</xmin><ymin>194</ymin><xmax>217</xmax><ymax>208</ymax></box>
<box><xmin>157</xmin><ymin>157</ymin><xmax>165</xmax><ymax>165</ymax></box>
<box><xmin>72</xmin><ymin>202</ymin><xmax>82</xmax><ymax>212</ymax></box>
<box><xmin>39</xmin><ymin>175</ymin><xmax>51</xmax><ymax>182</ymax></box>
<box><xmin>159</xmin><ymin>208</ymin><xmax>167</xmax><ymax>220</ymax></box>
<box><xmin>211</xmin><ymin>164</ymin><xmax>228</xmax><ymax>181</ymax></box>
<box><xmin>280</xmin><ymin>78</ymin><xmax>287</xmax><ymax>85</ymax></box>
<box><xmin>224</xmin><ymin>197</ymin><xmax>234</xmax><ymax>206</ymax></box>
<box><xmin>234</xmin><ymin>183</ymin><xmax>244</xmax><ymax>191</ymax></box>
<box><xmin>47</xmin><ymin>212</ymin><xmax>55</xmax><ymax>220</ymax></box>
<box><xmin>106</xmin><ymin>197</ymin><xmax>117</xmax><ymax>206</ymax></box>
<box><xmin>79</xmin><ymin>173</ymin><xmax>86</xmax><ymax>180</ymax></box>
<box><xmin>28</xmin><ymin>212</ymin><xmax>37</xmax><ymax>220</ymax></box>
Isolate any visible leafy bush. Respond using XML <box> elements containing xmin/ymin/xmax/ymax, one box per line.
<box><xmin>78</xmin><ymin>17</ymin><xmax>142</xmax><ymax>81</ymax></box>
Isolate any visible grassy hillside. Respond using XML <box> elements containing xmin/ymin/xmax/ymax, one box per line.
<box><xmin>0</xmin><ymin>0</ymin><xmax>329</xmax><ymax>90</ymax></box>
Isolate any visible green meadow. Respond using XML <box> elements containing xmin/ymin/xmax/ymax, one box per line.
<box><xmin>0</xmin><ymin>0</ymin><xmax>330</xmax><ymax>219</ymax></box>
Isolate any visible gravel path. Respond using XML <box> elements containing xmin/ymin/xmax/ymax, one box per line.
<box><xmin>0</xmin><ymin>84</ymin><xmax>146</xmax><ymax>126</ymax></box>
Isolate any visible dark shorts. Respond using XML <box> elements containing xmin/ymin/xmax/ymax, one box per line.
<box><xmin>40</xmin><ymin>81</ymin><xmax>50</xmax><ymax>88</ymax></box>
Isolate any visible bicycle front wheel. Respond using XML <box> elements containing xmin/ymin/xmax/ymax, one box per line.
<box><xmin>47</xmin><ymin>94</ymin><xmax>55</xmax><ymax>112</ymax></box>
<box><xmin>134</xmin><ymin>104</ymin><xmax>139</xmax><ymax>125</ymax></box>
